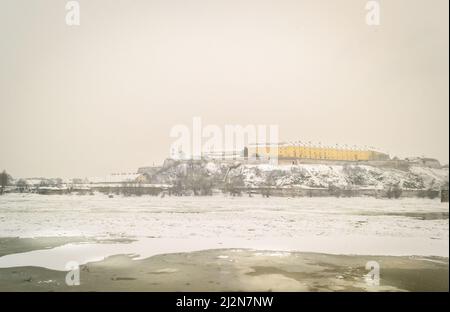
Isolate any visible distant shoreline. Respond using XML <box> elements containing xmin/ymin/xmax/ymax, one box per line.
<box><xmin>2</xmin><ymin>186</ymin><xmax>448</xmax><ymax>199</ymax></box>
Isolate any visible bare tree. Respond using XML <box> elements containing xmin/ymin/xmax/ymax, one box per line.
<box><xmin>223</xmin><ymin>174</ymin><xmax>245</xmax><ymax>196</ymax></box>
<box><xmin>16</xmin><ymin>179</ymin><xmax>28</xmax><ymax>193</ymax></box>
<box><xmin>0</xmin><ymin>170</ymin><xmax>10</xmax><ymax>195</ymax></box>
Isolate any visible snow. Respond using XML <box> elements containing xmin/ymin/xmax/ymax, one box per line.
<box><xmin>236</xmin><ymin>163</ymin><xmax>448</xmax><ymax>189</ymax></box>
<box><xmin>410</xmin><ymin>166</ymin><xmax>449</xmax><ymax>186</ymax></box>
<box><xmin>0</xmin><ymin>194</ymin><xmax>448</xmax><ymax>270</ymax></box>
<box><xmin>132</xmin><ymin>160</ymin><xmax>448</xmax><ymax>192</ymax></box>
<box><xmin>87</xmin><ymin>173</ymin><xmax>142</xmax><ymax>184</ymax></box>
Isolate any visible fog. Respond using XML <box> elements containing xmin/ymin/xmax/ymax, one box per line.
<box><xmin>0</xmin><ymin>0</ymin><xmax>448</xmax><ymax>178</ymax></box>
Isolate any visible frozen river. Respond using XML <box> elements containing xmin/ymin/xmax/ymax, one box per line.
<box><xmin>0</xmin><ymin>194</ymin><xmax>448</xmax><ymax>270</ymax></box>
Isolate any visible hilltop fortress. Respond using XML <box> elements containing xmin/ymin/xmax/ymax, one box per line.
<box><xmin>245</xmin><ymin>142</ymin><xmax>389</xmax><ymax>163</ymax></box>
<box><xmin>201</xmin><ymin>141</ymin><xmax>390</xmax><ymax>165</ymax></box>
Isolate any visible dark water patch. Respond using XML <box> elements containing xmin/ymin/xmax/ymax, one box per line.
<box><xmin>358</xmin><ymin>212</ymin><xmax>448</xmax><ymax>220</ymax></box>
<box><xmin>111</xmin><ymin>277</ymin><xmax>136</xmax><ymax>281</ymax></box>
<box><xmin>381</xmin><ymin>267</ymin><xmax>449</xmax><ymax>291</ymax></box>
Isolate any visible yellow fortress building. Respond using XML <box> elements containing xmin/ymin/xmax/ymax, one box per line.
<box><xmin>246</xmin><ymin>142</ymin><xmax>389</xmax><ymax>162</ymax></box>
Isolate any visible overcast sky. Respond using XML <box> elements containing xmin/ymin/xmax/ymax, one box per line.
<box><xmin>0</xmin><ymin>0</ymin><xmax>448</xmax><ymax>178</ymax></box>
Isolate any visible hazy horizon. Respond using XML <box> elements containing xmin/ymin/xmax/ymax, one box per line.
<box><xmin>1</xmin><ymin>0</ymin><xmax>448</xmax><ymax>178</ymax></box>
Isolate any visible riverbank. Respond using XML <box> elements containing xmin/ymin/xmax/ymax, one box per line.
<box><xmin>0</xmin><ymin>247</ymin><xmax>447</xmax><ymax>292</ymax></box>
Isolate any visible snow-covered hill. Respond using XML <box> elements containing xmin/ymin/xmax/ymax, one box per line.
<box><xmin>148</xmin><ymin>160</ymin><xmax>449</xmax><ymax>192</ymax></box>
